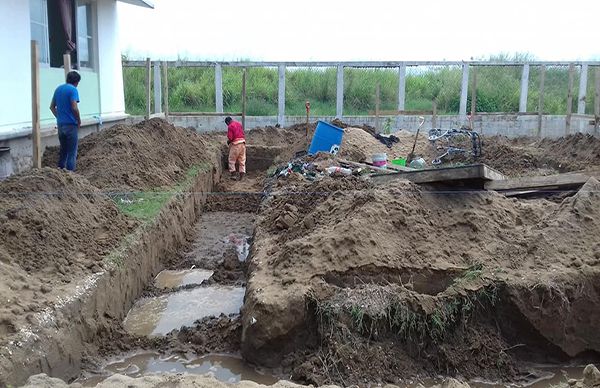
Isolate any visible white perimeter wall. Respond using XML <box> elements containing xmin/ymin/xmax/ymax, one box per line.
<box><xmin>0</xmin><ymin>0</ymin><xmax>33</xmax><ymax>133</ymax></box>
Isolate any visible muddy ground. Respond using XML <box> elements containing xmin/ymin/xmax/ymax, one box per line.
<box><xmin>3</xmin><ymin>118</ymin><xmax>600</xmax><ymax>387</ymax></box>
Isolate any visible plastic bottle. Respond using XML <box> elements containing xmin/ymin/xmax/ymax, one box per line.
<box><xmin>326</xmin><ymin>166</ymin><xmax>353</xmax><ymax>176</ymax></box>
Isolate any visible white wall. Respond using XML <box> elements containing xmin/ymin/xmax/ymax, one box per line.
<box><xmin>0</xmin><ymin>0</ymin><xmax>33</xmax><ymax>133</ymax></box>
<box><xmin>97</xmin><ymin>0</ymin><xmax>126</xmax><ymax>116</ymax></box>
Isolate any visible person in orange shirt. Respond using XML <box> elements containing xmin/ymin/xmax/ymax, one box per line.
<box><xmin>225</xmin><ymin>116</ymin><xmax>246</xmax><ymax>180</ymax></box>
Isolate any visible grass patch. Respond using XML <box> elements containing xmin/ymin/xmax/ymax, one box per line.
<box><xmin>114</xmin><ymin>191</ymin><xmax>172</xmax><ymax>222</ymax></box>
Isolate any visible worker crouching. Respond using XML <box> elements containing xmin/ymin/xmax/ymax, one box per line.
<box><xmin>225</xmin><ymin>116</ymin><xmax>246</xmax><ymax>180</ymax></box>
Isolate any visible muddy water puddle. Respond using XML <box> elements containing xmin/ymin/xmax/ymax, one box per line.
<box><xmin>123</xmin><ymin>286</ymin><xmax>245</xmax><ymax>336</ymax></box>
<box><xmin>154</xmin><ymin>269</ymin><xmax>213</xmax><ymax>289</ymax></box>
<box><xmin>77</xmin><ymin>352</ymin><xmax>278</xmax><ymax>386</ymax></box>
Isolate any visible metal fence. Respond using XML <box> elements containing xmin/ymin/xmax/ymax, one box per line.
<box><xmin>123</xmin><ymin>60</ymin><xmax>600</xmax><ymax>127</ymax></box>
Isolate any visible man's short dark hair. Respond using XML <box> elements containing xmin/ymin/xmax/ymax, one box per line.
<box><xmin>224</xmin><ymin>116</ymin><xmax>232</xmax><ymax>125</ymax></box>
<box><xmin>66</xmin><ymin>71</ymin><xmax>81</xmax><ymax>85</ymax></box>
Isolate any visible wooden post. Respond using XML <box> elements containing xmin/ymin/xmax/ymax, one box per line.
<box><xmin>145</xmin><ymin>58</ymin><xmax>151</xmax><ymax>120</ymax></box>
<box><xmin>566</xmin><ymin>63</ymin><xmax>575</xmax><ymax>134</ymax></box>
<box><xmin>162</xmin><ymin>61</ymin><xmax>169</xmax><ymax>119</ymax></box>
<box><xmin>31</xmin><ymin>41</ymin><xmax>42</xmax><ymax>169</ymax></box>
<box><xmin>432</xmin><ymin>100</ymin><xmax>438</xmax><ymax>128</ymax></box>
<box><xmin>398</xmin><ymin>64</ymin><xmax>406</xmax><ymax>111</ymax></box>
<box><xmin>577</xmin><ymin>64</ymin><xmax>588</xmax><ymax>114</ymax></box>
<box><xmin>519</xmin><ymin>64</ymin><xmax>530</xmax><ymax>112</ymax></box>
<box><xmin>242</xmin><ymin>67</ymin><xmax>247</xmax><ymax>130</ymax></box>
<box><xmin>537</xmin><ymin>65</ymin><xmax>546</xmax><ymax>136</ymax></box>
<box><xmin>595</xmin><ymin>67</ymin><xmax>600</xmax><ymax>132</ymax></box>
<box><xmin>470</xmin><ymin>66</ymin><xmax>477</xmax><ymax>118</ymax></box>
<box><xmin>375</xmin><ymin>83</ymin><xmax>381</xmax><ymax>133</ymax></box>
<box><xmin>63</xmin><ymin>53</ymin><xmax>71</xmax><ymax>81</ymax></box>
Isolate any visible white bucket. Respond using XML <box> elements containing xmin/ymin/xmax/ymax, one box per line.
<box><xmin>372</xmin><ymin>153</ymin><xmax>387</xmax><ymax>167</ymax></box>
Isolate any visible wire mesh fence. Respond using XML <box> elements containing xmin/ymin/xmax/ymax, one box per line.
<box><xmin>122</xmin><ymin>61</ymin><xmax>600</xmax><ymax>119</ymax></box>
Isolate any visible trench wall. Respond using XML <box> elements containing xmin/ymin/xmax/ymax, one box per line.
<box><xmin>0</xmin><ymin>153</ymin><xmax>222</xmax><ymax>387</ymax></box>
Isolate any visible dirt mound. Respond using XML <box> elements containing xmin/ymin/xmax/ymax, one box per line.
<box><xmin>0</xmin><ymin>168</ymin><xmax>136</xmax><ymax>344</ymax></box>
<box><xmin>536</xmin><ymin>133</ymin><xmax>600</xmax><ymax>171</ymax></box>
<box><xmin>242</xmin><ymin>174</ymin><xmax>600</xmax><ymax>385</ymax></box>
<box><xmin>43</xmin><ymin>118</ymin><xmax>219</xmax><ymax>190</ymax></box>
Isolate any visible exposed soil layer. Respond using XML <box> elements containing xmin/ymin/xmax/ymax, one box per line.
<box><xmin>43</xmin><ymin>118</ymin><xmax>220</xmax><ymax>190</ymax></box>
<box><xmin>242</xmin><ymin>173</ymin><xmax>600</xmax><ymax>385</ymax></box>
<box><xmin>0</xmin><ymin>168</ymin><xmax>136</xmax><ymax>345</ymax></box>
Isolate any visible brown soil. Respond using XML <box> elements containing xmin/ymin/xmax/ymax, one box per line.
<box><xmin>0</xmin><ymin>168</ymin><xmax>136</xmax><ymax>345</ymax></box>
<box><xmin>242</xmin><ymin>174</ymin><xmax>600</xmax><ymax>385</ymax></box>
<box><xmin>43</xmin><ymin>118</ymin><xmax>220</xmax><ymax>190</ymax></box>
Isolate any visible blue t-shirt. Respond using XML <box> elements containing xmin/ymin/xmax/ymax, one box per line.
<box><xmin>52</xmin><ymin>84</ymin><xmax>80</xmax><ymax>126</ymax></box>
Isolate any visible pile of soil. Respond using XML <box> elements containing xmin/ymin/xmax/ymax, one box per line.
<box><xmin>242</xmin><ymin>174</ymin><xmax>600</xmax><ymax>385</ymax></box>
<box><xmin>0</xmin><ymin>168</ymin><xmax>136</xmax><ymax>344</ymax></box>
<box><xmin>43</xmin><ymin>118</ymin><xmax>220</xmax><ymax>190</ymax></box>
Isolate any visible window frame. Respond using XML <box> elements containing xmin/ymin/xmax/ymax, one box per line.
<box><xmin>30</xmin><ymin>0</ymin><xmax>51</xmax><ymax>66</ymax></box>
<box><xmin>75</xmin><ymin>0</ymin><xmax>98</xmax><ymax>71</ymax></box>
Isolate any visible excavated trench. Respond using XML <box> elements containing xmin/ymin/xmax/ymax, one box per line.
<box><xmin>3</xmin><ymin>141</ymin><xmax>600</xmax><ymax>387</ymax></box>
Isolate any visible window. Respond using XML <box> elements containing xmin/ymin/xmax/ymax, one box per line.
<box><xmin>76</xmin><ymin>3</ymin><xmax>94</xmax><ymax>69</ymax></box>
<box><xmin>30</xmin><ymin>0</ymin><xmax>50</xmax><ymax>64</ymax></box>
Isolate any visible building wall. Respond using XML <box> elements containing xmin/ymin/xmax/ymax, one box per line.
<box><xmin>97</xmin><ymin>0</ymin><xmax>126</xmax><ymax>116</ymax></box>
<box><xmin>0</xmin><ymin>0</ymin><xmax>33</xmax><ymax>133</ymax></box>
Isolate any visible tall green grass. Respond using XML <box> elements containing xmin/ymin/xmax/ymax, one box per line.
<box><xmin>123</xmin><ymin>60</ymin><xmax>599</xmax><ymax>117</ymax></box>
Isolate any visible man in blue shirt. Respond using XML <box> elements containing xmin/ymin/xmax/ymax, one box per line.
<box><xmin>50</xmin><ymin>71</ymin><xmax>81</xmax><ymax>171</ymax></box>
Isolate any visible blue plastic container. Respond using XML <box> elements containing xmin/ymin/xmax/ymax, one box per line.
<box><xmin>308</xmin><ymin>121</ymin><xmax>344</xmax><ymax>155</ymax></box>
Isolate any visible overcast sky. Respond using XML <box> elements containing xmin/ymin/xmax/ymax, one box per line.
<box><xmin>118</xmin><ymin>0</ymin><xmax>600</xmax><ymax>61</ymax></box>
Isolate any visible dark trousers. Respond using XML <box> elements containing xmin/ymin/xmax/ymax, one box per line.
<box><xmin>58</xmin><ymin>124</ymin><xmax>79</xmax><ymax>171</ymax></box>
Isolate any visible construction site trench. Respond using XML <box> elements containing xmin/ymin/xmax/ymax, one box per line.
<box><xmin>1</xmin><ymin>118</ymin><xmax>600</xmax><ymax>388</ymax></box>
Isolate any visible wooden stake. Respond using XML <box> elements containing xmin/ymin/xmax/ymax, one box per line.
<box><xmin>63</xmin><ymin>53</ymin><xmax>71</xmax><ymax>81</ymax></box>
<box><xmin>470</xmin><ymin>66</ymin><xmax>477</xmax><ymax>118</ymax></box>
<box><xmin>537</xmin><ymin>65</ymin><xmax>546</xmax><ymax>136</ymax></box>
<box><xmin>31</xmin><ymin>41</ymin><xmax>41</xmax><ymax>169</ymax></box>
<box><xmin>375</xmin><ymin>83</ymin><xmax>381</xmax><ymax>133</ymax></box>
<box><xmin>162</xmin><ymin>61</ymin><xmax>169</xmax><ymax>119</ymax></box>
<box><xmin>432</xmin><ymin>100</ymin><xmax>437</xmax><ymax>128</ymax></box>
<box><xmin>145</xmin><ymin>58</ymin><xmax>151</xmax><ymax>120</ymax></box>
<box><xmin>566</xmin><ymin>63</ymin><xmax>575</xmax><ymax>134</ymax></box>
<box><xmin>242</xmin><ymin>67</ymin><xmax>247</xmax><ymax>130</ymax></box>
<box><xmin>595</xmin><ymin>67</ymin><xmax>600</xmax><ymax>133</ymax></box>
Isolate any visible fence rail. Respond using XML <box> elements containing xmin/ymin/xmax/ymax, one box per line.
<box><xmin>123</xmin><ymin>60</ymin><xmax>600</xmax><ymax>132</ymax></box>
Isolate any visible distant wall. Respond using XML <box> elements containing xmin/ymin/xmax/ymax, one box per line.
<box><xmin>167</xmin><ymin>114</ymin><xmax>598</xmax><ymax>139</ymax></box>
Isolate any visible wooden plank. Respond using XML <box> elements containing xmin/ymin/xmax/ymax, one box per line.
<box><xmin>242</xmin><ymin>67</ymin><xmax>247</xmax><ymax>130</ymax></box>
<box><xmin>537</xmin><ymin>65</ymin><xmax>546</xmax><ymax>136</ymax></box>
<box><xmin>485</xmin><ymin>173</ymin><xmax>589</xmax><ymax>191</ymax></box>
<box><xmin>338</xmin><ymin>159</ymin><xmax>396</xmax><ymax>174</ymax></box>
<box><xmin>162</xmin><ymin>61</ymin><xmax>169</xmax><ymax>119</ymax></box>
<box><xmin>31</xmin><ymin>41</ymin><xmax>41</xmax><ymax>169</ymax></box>
<box><xmin>371</xmin><ymin>164</ymin><xmax>506</xmax><ymax>185</ymax></box>
<box><xmin>432</xmin><ymin>101</ymin><xmax>437</xmax><ymax>128</ymax></box>
<box><xmin>145</xmin><ymin>58</ymin><xmax>151</xmax><ymax>120</ymax></box>
<box><xmin>368</xmin><ymin>110</ymin><xmax>433</xmax><ymax>115</ymax></box>
<box><xmin>566</xmin><ymin>63</ymin><xmax>575</xmax><ymax>134</ymax></box>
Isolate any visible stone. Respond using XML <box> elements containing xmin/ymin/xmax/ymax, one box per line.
<box><xmin>583</xmin><ymin>364</ymin><xmax>600</xmax><ymax>387</ymax></box>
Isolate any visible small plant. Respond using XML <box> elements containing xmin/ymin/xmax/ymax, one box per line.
<box><xmin>383</xmin><ymin>118</ymin><xmax>392</xmax><ymax>135</ymax></box>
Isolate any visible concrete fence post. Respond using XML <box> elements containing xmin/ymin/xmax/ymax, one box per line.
<box><xmin>278</xmin><ymin>64</ymin><xmax>286</xmax><ymax>126</ymax></box>
<box><xmin>578</xmin><ymin>64</ymin><xmax>588</xmax><ymax>114</ymax></box>
<box><xmin>519</xmin><ymin>64</ymin><xmax>530</xmax><ymax>113</ymax></box>
<box><xmin>153</xmin><ymin>62</ymin><xmax>162</xmax><ymax>114</ymax></box>
<box><xmin>336</xmin><ymin>64</ymin><xmax>344</xmax><ymax>119</ymax></box>
<box><xmin>398</xmin><ymin>64</ymin><xmax>406</xmax><ymax>111</ymax></box>
<box><xmin>566</xmin><ymin>64</ymin><xmax>575</xmax><ymax>133</ymax></box>
<box><xmin>145</xmin><ymin>58</ymin><xmax>151</xmax><ymax>120</ymax></box>
<box><xmin>459</xmin><ymin>63</ymin><xmax>469</xmax><ymax>119</ymax></box>
<box><xmin>215</xmin><ymin>64</ymin><xmax>223</xmax><ymax>113</ymax></box>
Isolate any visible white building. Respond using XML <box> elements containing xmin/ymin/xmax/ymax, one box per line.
<box><xmin>0</xmin><ymin>0</ymin><xmax>153</xmax><ymax>176</ymax></box>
